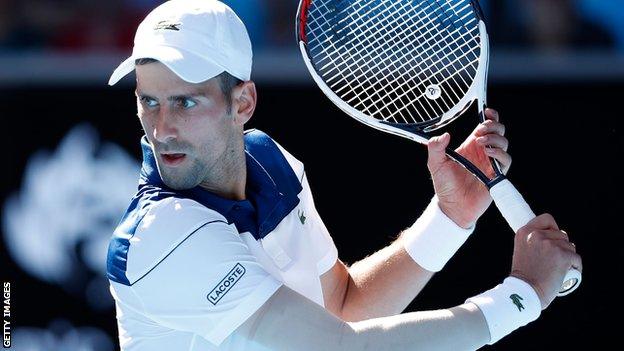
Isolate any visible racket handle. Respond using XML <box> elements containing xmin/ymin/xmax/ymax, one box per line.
<box><xmin>490</xmin><ymin>179</ymin><xmax>535</xmax><ymax>233</ymax></box>
<box><xmin>489</xmin><ymin>179</ymin><xmax>582</xmax><ymax>297</ymax></box>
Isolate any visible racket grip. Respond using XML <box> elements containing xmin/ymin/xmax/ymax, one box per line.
<box><xmin>490</xmin><ymin>179</ymin><xmax>581</xmax><ymax>297</ymax></box>
<box><xmin>490</xmin><ymin>179</ymin><xmax>535</xmax><ymax>233</ymax></box>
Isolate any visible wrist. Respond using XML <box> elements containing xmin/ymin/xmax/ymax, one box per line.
<box><xmin>509</xmin><ymin>271</ymin><xmax>546</xmax><ymax>310</ymax></box>
<box><xmin>437</xmin><ymin>199</ymin><xmax>477</xmax><ymax>229</ymax></box>
<box><xmin>466</xmin><ymin>276</ymin><xmax>541</xmax><ymax>345</ymax></box>
<box><xmin>402</xmin><ymin>196</ymin><xmax>475</xmax><ymax>272</ymax></box>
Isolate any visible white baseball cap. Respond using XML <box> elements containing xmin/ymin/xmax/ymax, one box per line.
<box><xmin>108</xmin><ymin>0</ymin><xmax>252</xmax><ymax>86</ymax></box>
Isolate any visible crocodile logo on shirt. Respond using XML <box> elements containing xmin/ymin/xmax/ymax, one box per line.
<box><xmin>510</xmin><ymin>294</ymin><xmax>525</xmax><ymax>312</ymax></box>
<box><xmin>298</xmin><ymin>210</ymin><xmax>306</xmax><ymax>225</ymax></box>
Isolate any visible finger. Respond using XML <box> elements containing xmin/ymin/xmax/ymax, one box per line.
<box><xmin>427</xmin><ymin>133</ymin><xmax>451</xmax><ymax>172</ymax></box>
<box><xmin>523</xmin><ymin>213</ymin><xmax>560</xmax><ymax>233</ymax></box>
<box><xmin>541</xmin><ymin>230</ymin><xmax>570</xmax><ymax>242</ymax></box>
<box><xmin>567</xmin><ymin>251</ymin><xmax>583</xmax><ymax>273</ymax></box>
<box><xmin>555</xmin><ymin>239</ymin><xmax>576</xmax><ymax>253</ymax></box>
<box><xmin>475</xmin><ymin>119</ymin><xmax>505</xmax><ymax>137</ymax></box>
<box><xmin>476</xmin><ymin>134</ymin><xmax>509</xmax><ymax>151</ymax></box>
<box><xmin>484</xmin><ymin>147</ymin><xmax>512</xmax><ymax>172</ymax></box>
<box><xmin>485</xmin><ymin>108</ymin><xmax>499</xmax><ymax>122</ymax></box>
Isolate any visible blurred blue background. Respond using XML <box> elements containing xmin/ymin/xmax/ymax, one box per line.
<box><xmin>1</xmin><ymin>1</ymin><xmax>622</xmax><ymax>350</ymax></box>
<box><xmin>1</xmin><ymin>0</ymin><xmax>624</xmax><ymax>85</ymax></box>
<box><xmin>1</xmin><ymin>0</ymin><xmax>624</xmax><ymax>51</ymax></box>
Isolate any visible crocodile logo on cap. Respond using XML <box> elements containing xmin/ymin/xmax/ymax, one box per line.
<box><xmin>154</xmin><ymin>20</ymin><xmax>181</xmax><ymax>31</ymax></box>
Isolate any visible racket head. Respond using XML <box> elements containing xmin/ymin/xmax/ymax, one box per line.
<box><xmin>297</xmin><ymin>0</ymin><xmax>490</xmax><ymax>144</ymax></box>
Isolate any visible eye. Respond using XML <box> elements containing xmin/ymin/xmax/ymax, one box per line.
<box><xmin>140</xmin><ymin>96</ymin><xmax>159</xmax><ymax>108</ymax></box>
<box><xmin>175</xmin><ymin>97</ymin><xmax>197</xmax><ymax>109</ymax></box>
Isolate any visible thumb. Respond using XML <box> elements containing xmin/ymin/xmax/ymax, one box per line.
<box><xmin>427</xmin><ymin>133</ymin><xmax>451</xmax><ymax>171</ymax></box>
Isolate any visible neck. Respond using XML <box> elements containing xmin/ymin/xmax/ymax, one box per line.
<box><xmin>198</xmin><ymin>136</ymin><xmax>247</xmax><ymax>201</ymax></box>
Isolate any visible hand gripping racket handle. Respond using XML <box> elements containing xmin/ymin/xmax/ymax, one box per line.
<box><xmin>489</xmin><ymin>179</ymin><xmax>582</xmax><ymax>297</ymax></box>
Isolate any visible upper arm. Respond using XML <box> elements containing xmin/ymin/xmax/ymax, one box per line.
<box><xmin>321</xmin><ymin>259</ymin><xmax>350</xmax><ymax>318</ymax></box>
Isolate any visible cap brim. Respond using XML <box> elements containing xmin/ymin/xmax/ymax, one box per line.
<box><xmin>108</xmin><ymin>56</ymin><xmax>136</xmax><ymax>86</ymax></box>
<box><xmin>108</xmin><ymin>46</ymin><xmax>227</xmax><ymax>86</ymax></box>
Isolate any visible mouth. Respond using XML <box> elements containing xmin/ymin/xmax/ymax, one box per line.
<box><xmin>160</xmin><ymin>153</ymin><xmax>186</xmax><ymax>166</ymax></box>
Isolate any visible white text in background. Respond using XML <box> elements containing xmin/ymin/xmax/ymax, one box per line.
<box><xmin>3</xmin><ymin>282</ymin><xmax>10</xmax><ymax>348</ymax></box>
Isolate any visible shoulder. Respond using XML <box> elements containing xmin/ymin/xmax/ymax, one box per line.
<box><xmin>107</xmin><ymin>193</ymin><xmax>230</xmax><ymax>286</ymax></box>
<box><xmin>137</xmin><ymin>196</ymin><xmax>228</xmax><ymax>234</ymax></box>
<box><xmin>244</xmin><ymin>129</ymin><xmax>304</xmax><ymax>179</ymax></box>
<box><xmin>127</xmin><ymin>197</ymin><xmax>234</xmax><ymax>283</ymax></box>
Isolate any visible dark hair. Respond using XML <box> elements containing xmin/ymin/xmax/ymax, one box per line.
<box><xmin>135</xmin><ymin>58</ymin><xmax>243</xmax><ymax>112</ymax></box>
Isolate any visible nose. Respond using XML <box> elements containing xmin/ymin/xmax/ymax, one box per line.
<box><xmin>153</xmin><ymin>107</ymin><xmax>177</xmax><ymax>143</ymax></box>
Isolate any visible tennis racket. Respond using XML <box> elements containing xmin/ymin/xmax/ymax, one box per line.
<box><xmin>296</xmin><ymin>0</ymin><xmax>581</xmax><ymax>296</ymax></box>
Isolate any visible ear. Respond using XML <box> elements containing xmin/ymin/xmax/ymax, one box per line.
<box><xmin>231</xmin><ymin>81</ymin><xmax>257</xmax><ymax>126</ymax></box>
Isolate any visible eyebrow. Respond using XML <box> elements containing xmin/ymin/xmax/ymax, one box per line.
<box><xmin>135</xmin><ymin>90</ymin><xmax>208</xmax><ymax>101</ymax></box>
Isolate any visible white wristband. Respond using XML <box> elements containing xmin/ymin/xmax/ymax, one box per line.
<box><xmin>402</xmin><ymin>196</ymin><xmax>474</xmax><ymax>272</ymax></box>
<box><xmin>466</xmin><ymin>277</ymin><xmax>542</xmax><ymax>345</ymax></box>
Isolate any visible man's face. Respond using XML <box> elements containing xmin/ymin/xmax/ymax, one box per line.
<box><xmin>135</xmin><ymin>62</ymin><xmax>239</xmax><ymax>190</ymax></box>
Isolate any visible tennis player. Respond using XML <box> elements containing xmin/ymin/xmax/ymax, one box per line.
<box><xmin>106</xmin><ymin>1</ymin><xmax>582</xmax><ymax>350</ymax></box>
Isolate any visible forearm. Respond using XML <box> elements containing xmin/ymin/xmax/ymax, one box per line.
<box><xmin>341</xmin><ymin>238</ymin><xmax>434</xmax><ymax>321</ymax></box>
<box><xmin>341</xmin><ymin>197</ymin><xmax>473</xmax><ymax>321</ymax></box>
<box><xmin>348</xmin><ymin>302</ymin><xmax>489</xmax><ymax>351</ymax></box>
<box><xmin>239</xmin><ymin>286</ymin><xmax>490</xmax><ymax>351</ymax></box>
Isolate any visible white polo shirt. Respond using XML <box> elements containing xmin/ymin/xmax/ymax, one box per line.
<box><xmin>107</xmin><ymin>130</ymin><xmax>339</xmax><ymax>350</ymax></box>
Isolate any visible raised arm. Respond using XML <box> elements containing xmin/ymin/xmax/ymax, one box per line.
<box><xmin>322</xmin><ymin>109</ymin><xmax>514</xmax><ymax>321</ymax></box>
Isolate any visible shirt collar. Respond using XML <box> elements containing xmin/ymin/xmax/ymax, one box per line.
<box><xmin>138</xmin><ymin>135</ymin><xmax>295</xmax><ymax>239</ymax></box>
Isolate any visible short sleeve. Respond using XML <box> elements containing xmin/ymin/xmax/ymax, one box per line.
<box><xmin>300</xmin><ymin>172</ymin><xmax>339</xmax><ymax>275</ymax></box>
<box><xmin>132</xmin><ymin>220</ymin><xmax>283</xmax><ymax>347</ymax></box>
<box><xmin>272</xmin><ymin>139</ymin><xmax>338</xmax><ymax>274</ymax></box>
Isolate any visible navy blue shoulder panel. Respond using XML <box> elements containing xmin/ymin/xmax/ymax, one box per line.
<box><xmin>245</xmin><ymin>129</ymin><xmax>303</xmax><ymax>196</ymax></box>
<box><xmin>106</xmin><ymin>186</ymin><xmax>178</xmax><ymax>285</ymax></box>
<box><xmin>244</xmin><ymin>129</ymin><xmax>302</xmax><ymax>237</ymax></box>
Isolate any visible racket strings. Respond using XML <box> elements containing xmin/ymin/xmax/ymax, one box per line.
<box><xmin>357</xmin><ymin>1</ymin><xmax>479</xmax><ymax>121</ymax></box>
<box><xmin>306</xmin><ymin>0</ymin><xmax>434</xmax><ymax>121</ymax></box>
<box><xmin>333</xmin><ymin>0</ymin><xmax>451</xmax><ymax>122</ymax></box>
<box><xmin>333</xmin><ymin>0</ymin><xmax>427</xmax><ymax>123</ymax></box>
<box><xmin>305</xmin><ymin>0</ymin><xmax>481</xmax><ymax>125</ymax></box>
<box><xmin>412</xmin><ymin>1</ymin><xmax>479</xmax><ymax>94</ymax></box>
<box><xmin>385</xmin><ymin>30</ymin><xmax>481</xmax><ymax>119</ymax></box>
<box><xmin>310</xmin><ymin>0</ymin><xmax>460</xmax><ymax>122</ymax></box>
<box><xmin>309</xmin><ymin>1</ymin><xmax>411</xmax><ymax>121</ymax></box>
<box><xmin>328</xmin><ymin>0</ymin><xmax>470</xmax><ymax>106</ymax></box>
<box><xmin>307</xmin><ymin>1</ymin><xmax>367</xmax><ymax>115</ymax></box>
<box><xmin>311</xmin><ymin>0</ymin><xmax>438</xmax><ymax>122</ymax></box>
<box><xmin>356</xmin><ymin>0</ymin><xmax>479</xmax><ymax>120</ymax></box>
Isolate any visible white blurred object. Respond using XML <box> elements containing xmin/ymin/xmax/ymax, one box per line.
<box><xmin>2</xmin><ymin>123</ymin><xmax>139</xmax><ymax>309</ymax></box>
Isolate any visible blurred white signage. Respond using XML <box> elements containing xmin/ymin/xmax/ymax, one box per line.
<box><xmin>2</xmin><ymin>123</ymin><xmax>140</xmax><ymax>350</ymax></box>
